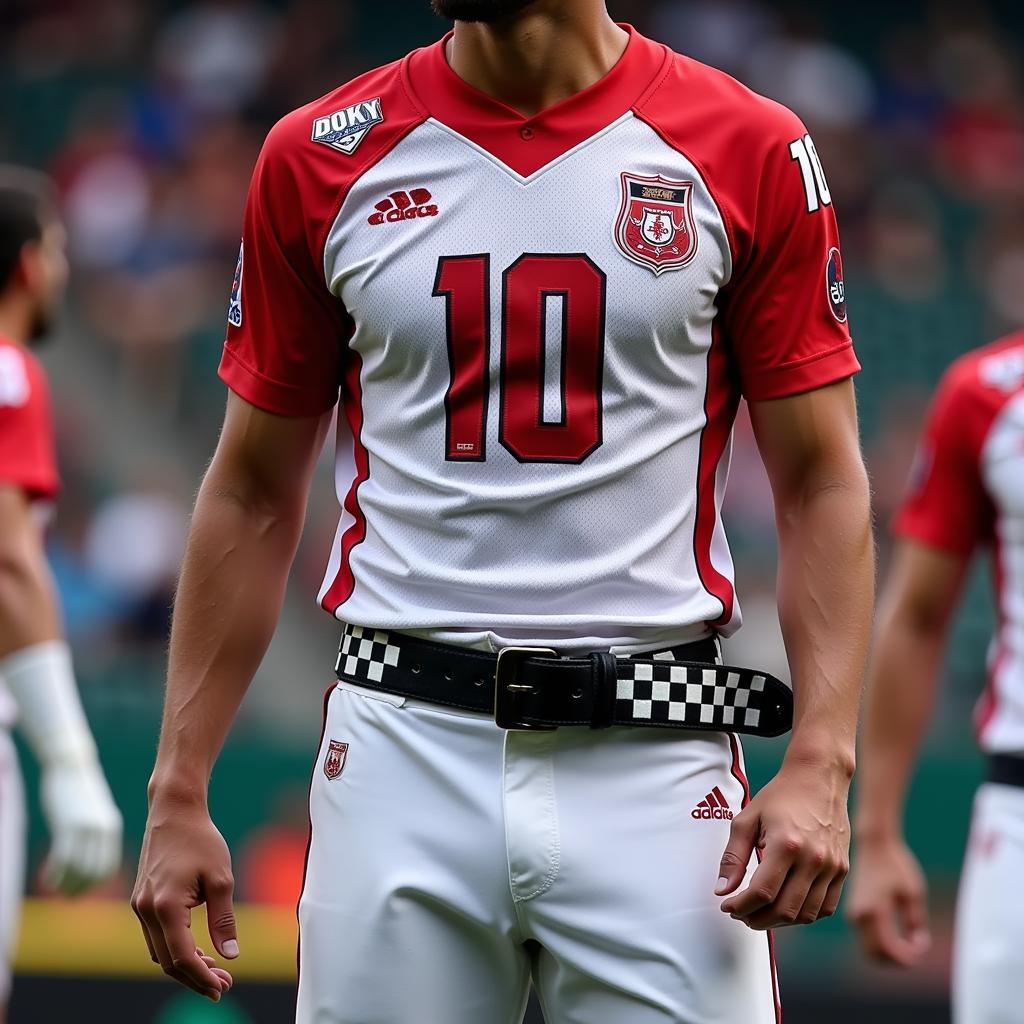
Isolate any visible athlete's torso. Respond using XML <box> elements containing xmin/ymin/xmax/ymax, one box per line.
<box><xmin>0</xmin><ymin>335</ymin><xmax>59</xmax><ymax>726</ymax></box>
<box><xmin>220</xmin><ymin>27</ymin><xmax>858</xmax><ymax>653</ymax></box>
<box><xmin>896</xmin><ymin>333</ymin><xmax>1024</xmax><ymax>753</ymax></box>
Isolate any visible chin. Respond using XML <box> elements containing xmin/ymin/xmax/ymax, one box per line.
<box><xmin>432</xmin><ymin>0</ymin><xmax>539</xmax><ymax>23</ymax></box>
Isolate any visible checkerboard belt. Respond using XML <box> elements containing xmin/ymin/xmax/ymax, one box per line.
<box><xmin>335</xmin><ymin>623</ymin><xmax>792</xmax><ymax>737</ymax></box>
<box><xmin>615</xmin><ymin>659</ymin><xmax>767</xmax><ymax>731</ymax></box>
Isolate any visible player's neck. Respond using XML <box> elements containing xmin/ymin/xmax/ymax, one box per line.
<box><xmin>448</xmin><ymin>6</ymin><xmax>628</xmax><ymax>117</ymax></box>
<box><xmin>0</xmin><ymin>298</ymin><xmax>31</xmax><ymax>347</ymax></box>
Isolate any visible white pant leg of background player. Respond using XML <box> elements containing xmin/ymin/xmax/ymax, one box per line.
<box><xmin>953</xmin><ymin>783</ymin><xmax>1024</xmax><ymax>1024</ymax></box>
<box><xmin>0</xmin><ymin>731</ymin><xmax>26</xmax><ymax>1007</ymax></box>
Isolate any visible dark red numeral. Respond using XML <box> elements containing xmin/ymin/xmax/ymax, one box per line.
<box><xmin>433</xmin><ymin>254</ymin><xmax>490</xmax><ymax>461</ymax></box>
<box><xmin>500</xmin><ymin>254</ymin><xmax>605</xmax><ymax>463</ymax></box>
<box><xmin>435</xmin><ymin>253</ymin><xmax>606</xmax><ymax>465</ymax></box>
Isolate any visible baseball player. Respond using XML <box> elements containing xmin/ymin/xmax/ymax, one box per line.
<box><xmin>847</xmin><ymin>332</ymin><xmax>1024</xmax><ymax>1023</ymax></box>
<box><xmin>132</xmin><ymin>1</ymin><xmax>874</xmax><ymax>1020</ymax></box>
<box><xmin>0</xmin><ymin>169</ymin><xmax>122</xmax><ymax>1019</ymax></box>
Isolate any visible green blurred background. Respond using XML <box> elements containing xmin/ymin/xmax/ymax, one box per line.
<box><xmin>4</xmin><ymin>0</ymin><xmax>1024</xmax><ymax>1020</ymax></box>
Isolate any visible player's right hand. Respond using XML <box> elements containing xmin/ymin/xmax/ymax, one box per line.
<box><xmin>845</xmin><ymin>834</ymin><xmax>931</xmax><ymax>966</ymax></box>
<box><xmin>131</xmin><ymin>796</ymin><xmax>238</xmax><ymax>1002</ymax></box>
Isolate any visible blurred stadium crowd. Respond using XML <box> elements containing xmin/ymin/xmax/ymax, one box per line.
<box><xmin>1</xmin><ymin>0</ymin><xmax>1022</xmax><ymax>1006</ymax></box>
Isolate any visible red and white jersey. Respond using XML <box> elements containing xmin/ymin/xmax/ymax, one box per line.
<box><xmin>0</xmin><ymin>335</ymin><xmax>59</xmax><ymax>726</ymax></box>
<box><xmin>895</xmin><ymin>333</ymin><xmax>1024</xmax><ymax>754</ymax></box>
<box><xmin>220</xmin><ymin>26</ymin><xmax>859</xmax><ymax>653</ymax></box>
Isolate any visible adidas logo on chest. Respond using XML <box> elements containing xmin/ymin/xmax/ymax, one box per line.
<box><xmin>368</xmin><ymin>188</ymin><xmax>439</xmax><ymax>225</ymax></box>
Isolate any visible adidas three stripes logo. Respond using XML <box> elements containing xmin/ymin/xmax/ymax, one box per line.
<box><xmin>691</xmin><ymin>786</ymin><xmax>734</xmax><ymax>821</ymax></box>
<box><xmin>368</xmin><ymin>188</ymin><xmax>440</xmax><ymax>225</ymax></box>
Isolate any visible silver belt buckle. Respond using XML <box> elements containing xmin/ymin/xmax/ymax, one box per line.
<box><xmin>494</xmin><ymin>646</ymin><xmax>558</xmax><ymax>731</ymax></box>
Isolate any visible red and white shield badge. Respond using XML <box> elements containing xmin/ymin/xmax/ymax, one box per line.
<box><xmin>323</xmin><ymin>739</ymin><xmax>348</xmax><ymax>780</ymax></box>
<box><xmin>615</xmin><ymin>172</ymin><xmax>698</xmax><ymax>276</ymax></box>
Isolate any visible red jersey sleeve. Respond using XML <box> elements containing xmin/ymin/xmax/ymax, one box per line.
<box><xmin>722</xmin><ymin>112</ymin><xmax>860</xmax><ymax>401</ymax></box>
<box><xmin>0</xmin><ymin>344</ymin><xmax>59</xmax><ymax>500</ymax></box>
<box><xmin>219</xmin><ymin>117</ymin><xmax>351</xmax><ymax>418</ymax></box>
<box><xmin>893</xmin><ymin>362</ymin><xmax>993</xmax><ymax>556</ymax></box>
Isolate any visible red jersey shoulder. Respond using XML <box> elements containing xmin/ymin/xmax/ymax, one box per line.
<box><xmin>639</xmin><ymin>50</ymin><xmax>804</xmax><ymax>147</ymax></box>
<box><xmin>634</xmin><ymin>51</ymin><xmax>823</xmax><ymax>267</ymax></box>
<box><xmin>635</xmin><ymin>51</ymin><xmax>808</xmax><ymax>186</ymax></box>
<box><xmin>892</xmin><ymin>333</ymin><xmax>1024</xmax><ymax>555</ymax></box>
<box><xmin>258</xmin><ymin>56</ymin><xmax>427</xmax><ymax>190</ymax></box>
<box><xmin>248</xmin><ymin>55</ymin><xmax>429</xmax><ymax>261</ymax></box>
<box><xmin>934</xmin><ymin>331</ymin><xmax>1024</xmax><ymax>432</ymax></box>
<box><xmin>0</xmin><ymin>338</ymin><xmax>59</xmax><ymax>501</ymax></box>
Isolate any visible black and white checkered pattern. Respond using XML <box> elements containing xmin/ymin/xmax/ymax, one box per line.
<box><xmin>336</xmin><ymin>624</ymin><xmax>401</xmax><ymax>683</ymax></box>
<box><xmin>615</xmin><ymin>660</ymin><xmax>767</xmax><ymax>730</ymax></box>
<box><xmin>335</xmin><ymin>623</ymin><xmax>789</xmax><ymax>737</ymax></box>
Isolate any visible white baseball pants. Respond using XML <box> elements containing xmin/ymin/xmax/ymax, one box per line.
<box><xmin>0</xmin><ymin>731</ymin><xmax>25</xmax><ymax>1006</ymax></box>
<box><xmin>297</xmin><ymin>679</ymin><xmax>780</xmax><ymax>1024</ymax></box>
<box><xmin>954</xmin><ymin>782</ymin><xmax>1024</xmax><ymax>1024</ymax></box>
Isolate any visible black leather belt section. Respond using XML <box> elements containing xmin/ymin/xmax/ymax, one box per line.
<box><xmin>988</xmin><ymin>754</ymin><xmax>1024</xmax><ymax>788</ymax></box>
<box><xmin>335</xmin><ymin>623</ymin><xmax>793</xmax><ymax>737</ymax></box>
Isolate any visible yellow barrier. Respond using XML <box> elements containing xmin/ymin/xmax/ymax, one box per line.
<box><xmin>14</xmin><ymin>899</ymin><xmax>298</xmax><ymax>982</ymax></box>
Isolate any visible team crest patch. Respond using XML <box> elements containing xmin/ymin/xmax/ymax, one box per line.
<box><xmin>312</xmin><ymin>98</ymin><xmax>384</xmax><ymax>155</ymax></box>
<box><xmin>323</xmin><ymin>740</ymin><xmax>348</xmax><ymax>780</ymax></box>
<box><xmin>227</xmin><ymin>241</ymin><xmax>243</xmax><ymax>327</ymax></box>
<box><xmin>826</xmin><ymin>246</ymin><xmax>847</xmax><ymax>323</ymax></box>
<box><xmin>615</xmin><ymin>172</ymin><xmax>698</xmax><ymax>275</ymax></box>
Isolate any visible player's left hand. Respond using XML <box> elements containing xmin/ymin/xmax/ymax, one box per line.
<box><xmin>40</xmin><ymin>758</ymin><xmax>123</xmax><ymax>896</ymax></box>
<box><xmin>715</xmin><ymin>758</ymin><xmax>851</xmax><ymax>930</ymax></box>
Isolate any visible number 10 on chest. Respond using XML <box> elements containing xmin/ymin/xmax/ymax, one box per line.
<box><xmin>433</xmin><ymin>253</ymin><xmax>608</xmax><ymax>466</ymax></box>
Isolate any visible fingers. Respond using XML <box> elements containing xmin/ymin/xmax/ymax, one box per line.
<box><xmin>716</xmin><ymin>810</ymin><xmax>760</xmax><ymax>896</ymax></box>
<box><xmin>722</xmin><ymin>835</ymin><xmax>848</xmax><ymax>929</ymax></box>
<box><xmin>896</xmin><ymin>885</ymin><xmax>931</xmax><ymax>952</ymax></box>
<box><xmin>204</xmin><ymin>872</ymin><xmax>240</xmax><ymax>961</ymax></box>
<box><xmin>848</xmin><ymin>887</ymin><xmax>930</xmax><ymax>966</ymax></box>
<box><xmin>155</xmin><ymin>900</ymin><xmax>228</xmax><ymax>996</ymax></box>
<box><xmin>132</xmin><ymin>891</ymin><xmax>230</xmax><ymax>1001</ymax></box>
<box><xmin>721</xmin><ymin>843</ymin><xmax>790</xmax><ymax>920</ymax></box>
<box><xmin>745</xmin><ymin>863</ymin><xmax>829</xmax><ymax>931</ymax></box>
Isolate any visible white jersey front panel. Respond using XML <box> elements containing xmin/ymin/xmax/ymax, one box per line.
<box><xmin>321</xmin><ymin>114</ymin><xmax>731</xmax><ymax>651</ymax></box>
<box><xmin>982</xmin><ymin>388</ymin><xmax>1024</xmax><ymax>752</ymax></box>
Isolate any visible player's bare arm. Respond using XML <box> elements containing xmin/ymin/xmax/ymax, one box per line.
<box><xmin>0</xmin><ymin>486</ymin><xmax>61</xmax><ymax>652</ymax></box>
<box><xmin>132</xmin><ymin>395</ymin><xmax>331</xmax><ymax>1001</ymax></box>
<box><xmin>717</xmin><ymin>379</ymin><xmax>874</xmax><ymax>929</ymax></box>
<box><xmin>846</xmin><ymin>540</ymin><xmax>967</xmax><ymax>963</ymax></box>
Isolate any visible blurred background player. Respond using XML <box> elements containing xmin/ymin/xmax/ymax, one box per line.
<box><xmin>847</xmin><ymin>331</ymin><xmax>1024</xmax><ymax>1022</ymax></box>
<box><xmin>0</xmin><ymin>169</ymin><xmax>122</xmax><ymax>1021</ymax></box>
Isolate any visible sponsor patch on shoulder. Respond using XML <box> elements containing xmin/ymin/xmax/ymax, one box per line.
<box><xmin>227</xmin><ymin>241</ymin><xmax>243</xmax><ymax>327</ymax></box>
<box><xmin>826</xmin><ymin>246</ymin><xmax>847</xmax><ymax>323</ymax></box>
<box><xmin>312</xmin><ymin>98</ymin><xmax>384</xmax><ymax>155</ymax></box>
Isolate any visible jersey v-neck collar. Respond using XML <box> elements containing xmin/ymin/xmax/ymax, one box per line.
<box><xmin>403</xmin><ymin>24</ymin><xmax>671</xmax><ymax>179</ymax></box>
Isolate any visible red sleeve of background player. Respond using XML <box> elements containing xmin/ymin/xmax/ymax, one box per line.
<box><xmin>722</xmin><ymin>110</ymin><xmax>860</xmax><ymax>401</ymax></box>
<box><xmin>0</xmin><ymin>345</ymin><xmax>60</xmax><ymax>500</ymax></box>
<box><xmin>893</xmin><ymin>361</ymin><xmax>993</xmax><ymax>556</ymax></box>
<box><xmin>218</xmin><ymin>117</ymin><xmax>351</xmax><ymax>418</ymax></box>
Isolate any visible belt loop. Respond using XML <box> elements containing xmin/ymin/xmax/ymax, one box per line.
<box><xmin>588</xmin><ymin>652</ymin><xmax>617</xmax><ymax>729</ymax></box>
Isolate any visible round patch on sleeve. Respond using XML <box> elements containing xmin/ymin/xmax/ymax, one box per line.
<box><xmin>826</xmin><ymin>246</ymin><xmax>847</xmax><ymax>323</ymax></box>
